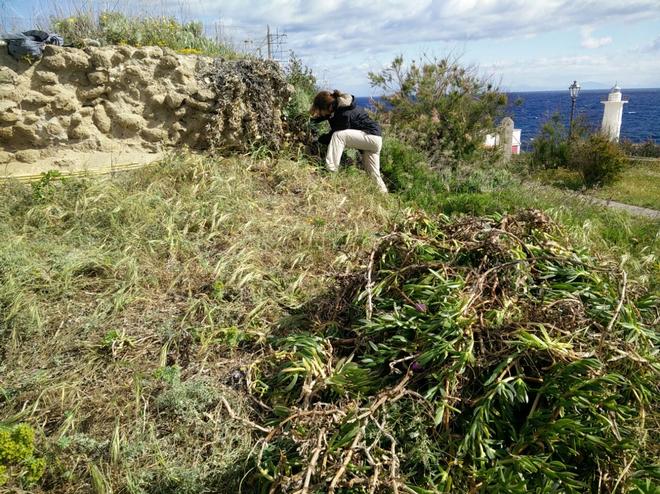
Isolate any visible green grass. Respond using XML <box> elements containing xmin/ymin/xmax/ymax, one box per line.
<box><xmin>593</xmin><ymin>158</ymin><xmax>660</xmax><ymax>209</ymax></box>
<box><xmin>0</xmin><ymin>149</ymin><xmax>657</xmax><ymax>492</ymax></box>
<box><xmin>531</xmin><ymin>159</ymin><xmax>660</xmax><ymax>211</ymax></box>
<box><xmin>0</xmin><ymin>153</ymin><xmax>392</xmax><ymax>492</ymax></box>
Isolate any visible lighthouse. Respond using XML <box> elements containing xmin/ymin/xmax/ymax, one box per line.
<box><xmin>600</xmin><ymin>84</ymin><xmax>628</xmax><ymax>141</ymax></box>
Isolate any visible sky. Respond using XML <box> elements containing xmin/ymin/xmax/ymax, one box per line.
<box><xmin>3</xmin><ymin>0</ymin><xmax>660</xmax><ymax>95</ymax></box>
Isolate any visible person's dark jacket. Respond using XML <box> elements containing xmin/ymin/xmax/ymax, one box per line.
<box><xmin>313</xmin><ymin>93</ymin><xmax>381</xmax><ymax>145</ymax></box>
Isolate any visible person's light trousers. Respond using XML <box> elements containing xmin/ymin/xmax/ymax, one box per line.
<box><xmin>325</xmin><ymin>130</ymin><xmax>388</xmax><ymax>193</ymax></box>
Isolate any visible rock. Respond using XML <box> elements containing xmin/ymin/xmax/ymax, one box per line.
<box><xmin>0</xmin><ymin>66</ymin><xmax>17</xmax><ymax>85</ymax></box>
<box><xmin>93</xmin><ymin>104</ymin><xmax>112</xmax><ymax>133</ymax></box>
<box><xmin>125</xmin><ymin>65</ymin><xmax>148</xmax><ymax>83</ymax></box>
<box><xmin>42</xmin><ymin>53</ymin><xmax>67</xmax><ymax>71</ymax></box>
<box><xmin>141</xmin><ymin>127</ymin><xmax>167</xmax><ymax>142</ymax></box>
<box><xmin>35</xmin><ymin>71</ymin><xmax>59</xmax><ymax>84</ymax></box>
<box><xmin>0</xmin><ymin>151</ymin><xmax>12</xmax><ymax>164</ymax></box>
<box><xmin>23</xmin><ymin>91</ymin><xmax>51</xmax><ymax>107</ymax></box>
<box><xmin>64</xmin><ymin>49</ymin><xmax>91</xmax><ymax>70</ymax></box>
<box><xmin>51</xmin><ymin>94</ymin><xmax>79</xmax><ymax>113</ymax></box>
<box><xmin>0</xmin><ymin>126</ymin><xmax>13</xmax><ymax>141</ymax></box>
<box><xmin>0</xmin><ymin>100</ymin><xmax>17</xmax><ymax>113</ymax></box>
<box><xmin>194</xmin><ymin>88</ymin><xmax>215</xmax><ymax>101</ymax></box>
<box><xmin>186</xmin><ymin>99</ymin><xmax>213</xmax><ymax>111</ymax></box>
<box><xmin>160</xmin><ymin>55</ymin><xmax>179</xmax><ymax>69</ymax></box>
<box><xmin>15</xmin><ymin>149</ymin><xmax>41</xmax><ymax>163</ymax></box>
<box><xmin>44</xmin><ymin>119</ymin><xmax>67</xmax><ymax>140</ymax></box>
<box><xmin>68</xmin><ymin>123</ymin><xmax>93</xmax><ymax>140</ymax></box>
<box><xmin>87</xmin><ymin>71</ymin><xmax>109</xmax><ymax>85</ymax></box>
<box><xmin>165</xmin><ymin>92</ymin><xmax>186</xmax><ymax>109</ymax></box>
<box><xmin>115</xmin><ymin>113</ymin><xmax>145</xmax><ymax>131</ymax></box>
<box><xmin>78</xmin><ymin>86</ymin><xmax>108</xmax><ymax>101</ymax></box>
<box><xmin>90</xmin><ymin>49</ymin><xmax>114</xmax><ymax>69</ymax></box>
<box><xmin>0</xmin><ymin>110</ymin><xmax>20</xmax><ymax>124</ymax></box>
<box><xmin>0</xmin><ymin>87</ymin><xmax>17</xmax><ymax>101</ymax></box>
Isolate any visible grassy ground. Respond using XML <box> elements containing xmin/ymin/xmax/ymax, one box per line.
<box><xmin>0</xmin><ymin>153</ymin><xmax>393</xmax><ymax>492</ymax></box>
<box><xmin>532</xmin><ymin>158</ymin><xmax>660</xmax><ymax>210</ymax></box>
<box><xmin>1</xmin><ymin>150</ymin><xmax>657</xmax><ymax>492</ymax></box>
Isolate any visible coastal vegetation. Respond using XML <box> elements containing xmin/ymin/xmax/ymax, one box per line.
<box><xmin>0</xmin><ymin>14</ymin><xmax>658</xmax><ymax>493</ymax></box>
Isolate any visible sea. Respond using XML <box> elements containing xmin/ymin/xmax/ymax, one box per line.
<box><xmin>356</xmin><ymin>88</ymin><xmax>660</xmax><ymax>151</ymax></box>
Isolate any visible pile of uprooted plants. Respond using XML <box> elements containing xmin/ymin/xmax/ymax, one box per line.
<box><xmin>234</xmin><ymin>209</ymin><xmax>658</xmax><ymax>493</ymax></box>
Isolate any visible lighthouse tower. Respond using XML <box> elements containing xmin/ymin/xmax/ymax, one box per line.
<box><xmin>600</xmin><ymin>84</ymin><xmax>628</xmax><ymax>141</ymax></box>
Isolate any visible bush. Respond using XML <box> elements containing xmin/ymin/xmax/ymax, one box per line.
<box><xmin>51</xmin><ymin>11</ymin><xmax>235</xmax><ymax>57</ymax></box>
<box><xmin>282</xmin><ymin>53</ymin><xmax>319</xmax><ymax>147</ymax></box>
<box><xmin>0</xmin><ymin>423</ymin><xmax>45</xmax><ymax>488</ymax></box>
<box><xmin>619</xmin><ymin>138</ymin><xmax>660</xmax><ymax>158</ymax></box>
<box><xmin>380</xmin><ymin>137</ymin><xmax>514</xmax><ymax>211</ymax></box>
<box><xmin>369</xmin><ymin>55</ymin><xmax>507</xmax><ymax>168</ymax></box>
<box><xmin>530</xmin><ymin>113</ymin><xmax>569</xmax><ymax>169</ymax></box>
<box><xmin>568</xmin><ymin>132</ymin><xmax>627</xmax><ymax>187</ymax></box>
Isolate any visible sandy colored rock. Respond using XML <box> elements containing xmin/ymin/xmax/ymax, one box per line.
<box><xmin>0</xmin><ymin>46</ymin><xmax>290</xmax><ymax>164</ymax></box>
<box><xmin>93</xmin><ymin>104</ymin><xmax>112</xmax><ymax>133</ymax></box>
<box><xmin>0</xmin><ymin>126</ymin><xmax>13</xmax><ymax>141</ymax></box>
<box><xmin>35</xmin><ymin>71</ymin><xmax>59</xmax><ymax>84</ymax></box>
<box><xmin>115</xmin><ymin>113</ymin><xmax>145</xmax><ymax>132</ymax></box>
<box><xmin>0</xmin><ymin>66</ymin><xmax>16</xmax><ymax>84</ymax></box>
<box><xmin>15</xmin><ymin>149</ymin><xmax>41</xmax><ymax>163</ymax></box>
<box><xmin>0</xmin><ymin>151</ymin><xmax>12</xmax><ymax>164</ymax></box>
<box><xmin>68</xmin><ymin>123</ymin><xmax>93</xmax><ymax>140</ymax></box>
<box><xmin>165</xmin><ymin>92</ymin><xmax>186</xmax><ymax>109</ymax></box>
<box><xmin>160</xmin><ymin>55</ymin><xmax>179</xmax><ymax>69</ymax></box>
<box><xmin>51</xmin><ymin>94</ymin><xmax>79</xmax><ymax>113</ymax></box>
<box><xmin>0</xmin><ymin>110</ymin><xmax>19</xmax><ymax>124</ymax></box>
<box><xmin>194</xmin><ymin>88</ymin><xmax>215</xmax><ymax>101</ymax></box>
<box><xmin>89</xmin><ymin>49</ymin><xmax>114</xmax><ymax>69</ymax></box>
<box><xmin>79</xmin><ymin>86</ymin><xmax>108</xmax><ymax>101</ymax></box>
<box><xmin>141</xmin><ymin>127</ymin><xmax>167</xmax><ymax>142</ymax></box>
<box><xmin>88</xmin><ymin>71</ymin><xmax>109</xmax><ymax>85</ymax></box>
<box><xmin>42</xmin><ymin>53</ymin><xmax>67</xmax><ymax>71</ymax></box>
<box><xmin>64</xmin><ymin>49</ymin><xmax>91</xmax><ymax>70</ymax></box>
<box><xmin>0</xmin><ymin>86</ymin><xmax>17</xmax><ymax>101</ymax></box>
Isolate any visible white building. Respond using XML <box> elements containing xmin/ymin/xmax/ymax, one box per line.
<box><xmin>601</xmin><ymin>84</ymin><xmax>628</xmax><ymax>141</ymax></box>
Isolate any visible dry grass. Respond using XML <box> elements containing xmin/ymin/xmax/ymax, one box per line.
<box><xmin>0</xmin><ymin>152</ymin><xmax>393</xmax><ymax>493</ymax></box>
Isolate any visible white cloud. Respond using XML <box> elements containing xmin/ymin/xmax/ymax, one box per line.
<box><xmin>580</xmin><ymin>26</ymin><xmax>613</xmax><ymax>49</ymax></box>
<box><xmin>27</xmin><ymin>0</ymin><xmax>660</xmax><ymax>91</ymax></box>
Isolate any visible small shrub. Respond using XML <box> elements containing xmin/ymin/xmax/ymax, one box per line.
<box><xmin>568</xmin><ymin>132</ymin><xmax>626</xmax><ymax>187</ymax></box>
<box><xmin>620</xmin><ymin>138</ymin><xmax>660</xmax><ymax>158</ymax></box>
<box><xmin>51</xmin><ymin>11</ymin><xmax>235</xmax><ymax>57</ymax></box>
<box><xmin>530</xmin><ymin>113</ymin><xmax>569</xmax><ymax>169</ymax></box>
<box><xmin>0</xmin><ymin>423</ymin><xmax>45</xmax><ymax>487</ymax></box>
<box><xmin>282</xmin><ymin>53</ymin><xmax>319</xmax><ymax>148</ymax></box>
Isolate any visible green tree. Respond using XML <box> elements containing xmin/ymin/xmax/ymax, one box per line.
<box><xmin>368</xmin><ymin>55</ymin><xmax>507</xmax><ymax>168</ymax></box>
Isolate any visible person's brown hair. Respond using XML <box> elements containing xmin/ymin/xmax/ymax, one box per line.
<box><xmin>310</xmin><ymin>90</ymin><xmax>341</xmax><ymax>116</ymax></box>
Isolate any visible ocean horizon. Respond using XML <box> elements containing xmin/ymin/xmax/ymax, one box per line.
<box><xmin>356</xmin><ymin>87</ymin><xmax>660</xmax><ymax>149</ymax></box>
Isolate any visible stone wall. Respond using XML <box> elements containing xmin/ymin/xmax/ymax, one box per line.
<box><xmin>0</xmin><ymin>45</ymin><xmax>290</xmax><ymax>165</ymax></box>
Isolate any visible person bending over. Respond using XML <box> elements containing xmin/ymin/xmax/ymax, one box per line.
<box><xmin>310</xmin><ymin>90</ymin><xmax>388</xmax><ymax>193</ymax></box>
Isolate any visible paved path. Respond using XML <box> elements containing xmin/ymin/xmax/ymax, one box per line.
<box><xmin>523</xmin><ymin>182</ymin><xmax>660</xmax><ymax>221</ymax></box>
<box><xmin>585</xmin><ymin>196</ymin><xmax>660</xmax><ymax>220</ymax></box>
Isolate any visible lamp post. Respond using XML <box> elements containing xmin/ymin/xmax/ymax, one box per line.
<box><xmin>568</xmin><ymin>80</ymin><xmax>581</xmax><ymax>137</ymax></box>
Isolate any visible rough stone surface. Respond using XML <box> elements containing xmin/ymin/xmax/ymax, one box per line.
<box><xmin>0</xmin><ymin>45</ymin><xmax>291</xmax><ymax>157</ymax></box>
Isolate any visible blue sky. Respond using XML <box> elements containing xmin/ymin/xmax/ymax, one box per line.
<box><xmin>3</xmin><ymin>0</ymin><xmax>660</xmax><ymax>94</ymax></box>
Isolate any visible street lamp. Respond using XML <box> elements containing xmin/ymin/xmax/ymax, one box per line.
<box><xmin>568</xmin><ymin>80</ymin><xmax>581</xmax><ymax>137</ymax></box>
